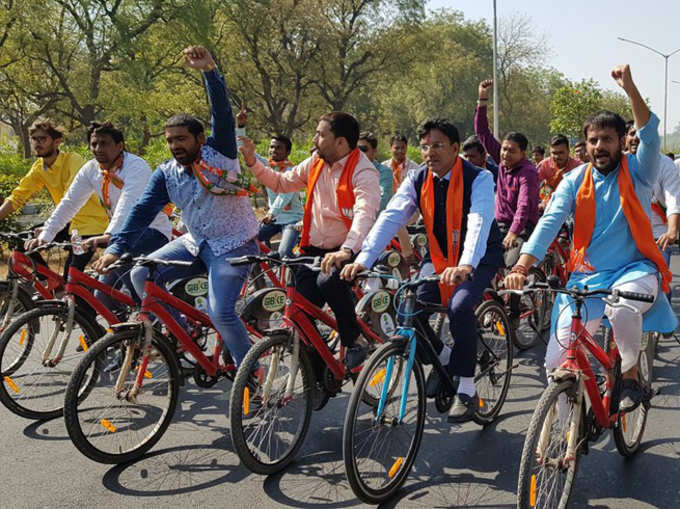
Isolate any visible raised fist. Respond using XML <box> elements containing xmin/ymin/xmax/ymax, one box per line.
<box><xmin>478</xmin><ymin>79</ymin><xmax>493</xmax><ymax>100</ymax></box>
<box><xmin>611</xmin><ymin>64</ymin><xmax>633</xmax><ymax>91</ymax></box>
<box><xmin>183</xmin><ymin>46</ymin><xmax>216</xmax><ymax>72</ymax></box>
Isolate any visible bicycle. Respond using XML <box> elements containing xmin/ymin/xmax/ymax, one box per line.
<box><xmin>0</xmin><ymin>231</ymin><xmax>64</xmax><ymax>331</ymax></box>
<box><xmin>342</xmin><ymin>271</ymin><xmax>513</xmax><ymax>504</ymax></box>
<box><xmin>514</xmin><ymin>279</ymin><xmax>655</xmax><ymax>508</ymax></box>
<box><xmin>226</xmin><ymin>254</ymin><xmax>399</xmax><ymax>475</ymax></box>
<box><xmin>0</xmin><ymin>242</ymin><xmax>137</xmax><ymax>420</ymax></box>
<box><xmin>63</xmin><ymin>255</ymin><xmax>261</xmax><ymax>464</ymax></box>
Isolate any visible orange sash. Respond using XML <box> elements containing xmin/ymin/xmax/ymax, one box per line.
<box><xmin>299</xmin><ymin>149</ymin><xmax>359</xmax><ymax>249</ymax></box>
<box><xmin>420</xmin><ymin>157</ymin><xmax>464</xmax><ymax>305</ymax></box>
<box><xmin>390</xmin><ymin>159</ymin><xmax>404</xmax><ymax>193</ymax></box>
<box><xmin>570</xmin><ymin>157</ymin><xmax>672</xmax><ymax>292</ymax></box>
<box><xmin>99</xmin><ymin>154</ymin><xmax>125</xmax><ymax>212</ymax></box>
<box><xmin>651</xmin><ymin>201</ymin><xmax>668</xmax><ymax>224</ymax></box>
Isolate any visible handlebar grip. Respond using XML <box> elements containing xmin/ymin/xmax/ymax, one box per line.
<box><xmin>227</xmin><ymin>256</ymin><xmax>255</xmax><ymax>266</ymax></box>
<box><xmin>615</xmin><ymin>290</ymin><xmax>655</xmax><ymax>303</ymax></box>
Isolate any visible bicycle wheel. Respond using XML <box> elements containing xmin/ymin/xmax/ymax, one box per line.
<box><xmin>64</xmin><ymin>329</ymin><xmax>179</xmax><ymax>464</ymax></box>
<box><xmin>612</xmin><ymin>332</ymin><xmax>652</xmax><ymax>457</ymax></box>
<box><xmin>474</xmin><ymin>300</ymin><xmax>513</xmax><ymax>424</ymax></box>
<box><xmin>229</xmin><ymin>332</ymin><xmax>313</xmax><ymax>475</ymax></box>
<box><xmin>513</xmin><ymin>267</ymin><xmax>548</xmax><ymax>350</ymax></box>
<box><xmin>0</xmin><ymin>281</ymin><xmax>34</xmax><ymax>331</ymax></box>
<box><xmin>517</xmin><ymin>379</ymin><xmax>582</xmax><ymax>509</ymax></box>
<box><xmin>343</xmin><ymin>340</ymin><xmax>426</xmax><ymax>504</ymax></box>
<box><xmin>0</xmin><ymin>304</ymin><xmax>101</xmax><ymax>420</ymax></box>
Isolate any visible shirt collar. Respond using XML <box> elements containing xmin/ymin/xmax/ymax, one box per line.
<box><xmin>42</xmin><ymin>151</ymin><xmax>64</xmax><ymax>172</ymax></box>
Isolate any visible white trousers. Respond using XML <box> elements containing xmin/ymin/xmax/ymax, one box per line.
<box><xmin>545</xmin><ymin>274</ymin><xmax>658</xmax><ymax>373</ymax></box>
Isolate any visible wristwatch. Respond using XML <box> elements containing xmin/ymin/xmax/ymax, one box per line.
<box><xmin>341</xmin><ymin>247</ymin><xmax>353</xmax><ymax>255</ymax></box>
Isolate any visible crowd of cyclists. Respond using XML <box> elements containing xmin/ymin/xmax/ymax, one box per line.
<box><xmin>1</xmin><ymin>45</ymin><xmax>679</xmax><ymax>507</ymax></box>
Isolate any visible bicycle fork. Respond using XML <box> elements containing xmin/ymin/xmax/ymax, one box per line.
<box><xmin>0</xmin><ymin>279</ymin><xmax>19</xmax><ymax>331</ymax></box>
<box><xmin>41</xmin><ymin>298</ymin><xmax>76</xmax><ymax>367</ymax></box>
<box><xmin>375</xmin><ymin>333</ymin><xmax>416</xmax><ymax>425</ymax></box>
<box><xmin>114</xmin><ymin>319</ymin><xmax>154</xmax><ymax>403</ymax></box>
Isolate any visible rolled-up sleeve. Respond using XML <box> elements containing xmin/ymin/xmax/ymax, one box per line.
<box><xmin>356</xmin><ymin>172</ymin><xmax>419</xmax><ymax>268</ymax></box>
<box><xmin>343</xmin><ymin>165</ymin><xmax>380</xmax><ymax>253</ymax></box>
<box><xmin>459</xmin><ymin>170</ymin><xmax>495</xmax><ymax>268</ymax></box>
<box><xmin>510</xmin><ymin>168</ymin><xmax>538</xmax><ymax>234</ymax></box>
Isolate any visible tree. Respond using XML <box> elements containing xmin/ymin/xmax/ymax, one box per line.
<box><xmin>549</xmin><ymin>80</ymin><xmax>602</xmax><ymax>139</ymax></box>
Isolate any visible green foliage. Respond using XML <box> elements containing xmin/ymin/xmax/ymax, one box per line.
<box><xmin>549</xmin><ymin>80</ymin><xmax>602</xmax><ymax>139</ymax></box>
<box><xmin>0</xmin><ymin>173</ymin><xmax>21</xmax><ymax>231</ymax></box>
<box><xmin>0</xmin><ymin>148</ymin><xmax>31</xmax><ymax>178</ymax></box>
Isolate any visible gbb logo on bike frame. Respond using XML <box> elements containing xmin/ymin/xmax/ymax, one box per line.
<box><xmin>184</xmin><ymin>277</ymin><xmax>208</xmax><ymax>297</ymax></box>
<box><xmin>371</xmin><ymin>291</ymin><xmax>390</xmax><ymax>313</ymax></box>
<box><xmin>262</xmin><ymin>290</ymin><xmax>286</xmax><ymax>312</ymax></box>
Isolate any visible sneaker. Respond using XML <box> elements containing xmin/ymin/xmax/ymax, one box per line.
<box><xmin>345</xmin><ymin>345</ymin><xmax>367</xmax><ymax>371</ymax></box>
<box><xmin>447</xmin><ymin>393</ymin><xmax>479</xmax><ymax>423</ymax></box>
<box><xmin>619</xmin><ymin>378</ymin><xmax>643</xmax><ymax>413</ymax></box>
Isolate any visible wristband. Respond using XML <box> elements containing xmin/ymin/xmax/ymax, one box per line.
<box><xmin>510</xmin><ymin>264</ymin><xmax>528</xmax><ymax>277</ymax></box>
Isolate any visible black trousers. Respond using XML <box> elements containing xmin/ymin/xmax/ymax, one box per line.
<box><xmin>294</xmin><ymin>246</ymin><xmax>359</xmax><ymax>347</ymax></box>
<box><xmin>414</xmin><ymin>263</ymin><xmax>498</xmax><ymax>378</ymax></box>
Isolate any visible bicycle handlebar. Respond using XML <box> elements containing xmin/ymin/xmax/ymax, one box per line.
<box><xmin>503</xmin><ymin>280</ymin><xmax>654</xmax><ymax>303</ymax></box>
<box><xmin>25</xmin><ymin>241</ymin><xmax>73</xmax><ymax>255</ymax></box>
<box><xmin>227</xmin><ymin>254</ymin><xmax>321</xmax><ymax>268</ymax></box>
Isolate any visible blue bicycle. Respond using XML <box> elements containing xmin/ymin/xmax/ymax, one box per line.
<box><xmin>342</xmin><ymin>272</ymin><xmax>513</xmax><ymax>504</ymax></box>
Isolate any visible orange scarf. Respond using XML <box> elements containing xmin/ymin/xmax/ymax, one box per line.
<box><xmin>420</xmin><ymin>157</ymin><xmax>464</xmax><ymax>305</ymax></box>
<box><xmin>299</xmin><ymin>149</ymin><xmax>359</xmax><ymax>249</ymax></box>
<box><xmin>570</xmin><ymin>157</ymin><xmax>672</xmax><ymax>292</ymax></box>
<box><xmin>100</xmin><ymin>153</ymin><xmax>125</xmax><ymax>211</ymax></box>
<box><xmin>269</xmin><ymin>159</ymin><xmax>292</xmax><ymax>171</ymax></box>
<box><xmin>391</xmin><ymin>159</ymin><xmax>405</xmax><ymax>193</ymax></box>
<box><xmin>651</xmin><ymin>201</ymin><xmax>667</xmax><ymax>224</ymax></box>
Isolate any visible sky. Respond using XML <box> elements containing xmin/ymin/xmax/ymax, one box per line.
<box><xmin>428</xmin><ymin>0</ymin><xmax>680</xmax><ymax>142</ymax></box>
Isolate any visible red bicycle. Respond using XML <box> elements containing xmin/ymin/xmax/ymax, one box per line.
<box><xmin>0</xmin><ymin>241</ymin><xmax>136</xmax><ymax>420</ymax></box>
<box><xmin>63</xmin><ymin>254</ymin><xmax>262</xmax><ymax>464</ymax></box>
<box><xmin>227</xmin><ymin>254</ymin><xmax>398</xmax><ymax>475</ymax></box>
<box><xmin>0</xmin><ymin>231</ymin><xmax>64</xmax><ymax>331</ymax></box>
<box><xmin>515</xmin><ymin>279</ymin><xmax>655</xmax><ymax>508</ymax></box>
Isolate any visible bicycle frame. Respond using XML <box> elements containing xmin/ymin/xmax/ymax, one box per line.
<box><xmin>280</xmin><ymin>283</ymin><xmax>384</xmax><ymax>381</ymax></box>
<box><xmin>11</xmin><ymin>250</ymin><xmax>63</xmax><ymax>300</ymax></box>
<box><xmin>546</xmin><ymin>237</ymin><xmax>570</xmax><ymax>285</ymax></box>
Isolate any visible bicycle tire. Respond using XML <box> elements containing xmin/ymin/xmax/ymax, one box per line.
<box><xmin>473</xmin><ymin>300</ymin><xmax>513</xmax><ymax>424</ymax></box>
<box><xmin>343</xmin><ymin>340</ymin><xmax>426</xmax><ymax>504</ymax></box>
<box><xmin>229</xmin><ymin>332</ymin><xmax>313</xmax><ymax>475</ymax></box>
<box><xmin>64</xmin><ymin>329</ymin><xmax>180</xmax><ymax>464</ymax></box>
<box><xmin>612</xmin><ymin>332</ymin><xmax>652</xmax><ymax>457</ymax></box>
<box><xmin>517</xmin><ymin>379</ymin><xmax>581</xmax><ymax>509</ymax></box>
<box><xmin>512</xmin><ymin>267</ymin><xmax>548</xmax><ymax>350</ymax></box>
<box><xmin>0</xmin><ymin>304</ymin><xmax>101</xmax><ymax>419</ymax></box>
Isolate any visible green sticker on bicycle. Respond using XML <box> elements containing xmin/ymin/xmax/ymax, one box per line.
<box><xmin>262</xmin><ymin>290</ymin><xmax>286</xmax><ymax>312</ymax></box>
<box><xmin>371</xmin><ymin>291</ymin><xmax>390</xmax><ymax>313</ymax></box>
<box><xmin>185</xmin><ymin>277</ymin><xmax>208</xmax><ymax>297</ymax></box>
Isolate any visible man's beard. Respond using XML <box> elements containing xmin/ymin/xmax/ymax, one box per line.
<box><xmin>174</xmin><ymin>146</ymin><xmax>201</xmax><ymax>166</ymax></box>
<box><xmin>592</xmin><ymin>148</ymin><xmax>622</xmax><ymax>174</ymax></box>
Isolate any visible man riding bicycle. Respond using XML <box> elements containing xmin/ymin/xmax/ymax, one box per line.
<box><xmin>505</xmin><ymin>65</ymin><xmax>678</xmax><ymax>412</ymax></box>
<box><xmin>342</xmin><ymin>119</ymin><xmax>503</xmax><ymax>423</ymax></box>
<box><xmin>94</xmin><ymin>46</ymin><xmax>260</xmax><ymax>368</ymax></box>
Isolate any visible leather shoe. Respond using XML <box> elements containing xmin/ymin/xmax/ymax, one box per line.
<box><xmin>345</xmin><ymin>345</ymin><xmax>367</xmax><ymax>370</ymax></box>
<box><xmin>447</xmin><ymin>393</ymin><xmax>479</xmax><ymax>423</ymax></box>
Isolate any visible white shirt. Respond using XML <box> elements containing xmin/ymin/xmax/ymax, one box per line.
<box><xmin>39</xmin><ymin>152</ymin><xmax>172</xmax><ymax>242</ymax></box>
<box><xmin>651</xmin><ymin>153</ymin><xmax>680</xmax><ymax>238</ymax></box>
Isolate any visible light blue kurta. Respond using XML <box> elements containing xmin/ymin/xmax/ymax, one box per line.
<box><xmin>522</xmin><ymin>113</ymin><xmax>677</xmax><ymax>333</ymax></box>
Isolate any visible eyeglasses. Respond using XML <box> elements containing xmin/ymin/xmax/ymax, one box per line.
<box><xmin>358</xmin><ymin>145</ymin><xmax>369</xmax><ymax>153</ymax></box>
<box><xmin>419</xmin><ymin>142</ymin><xmax>447</xmax><ymax>152</ymax></box>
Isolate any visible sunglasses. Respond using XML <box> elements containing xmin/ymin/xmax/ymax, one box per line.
<box><xmin>358</xmin><ymin>145</ymin><xmax>369</xmax><ymax>153</ymax></box>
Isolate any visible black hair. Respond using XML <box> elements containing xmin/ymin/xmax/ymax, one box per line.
<box><xmin>666</xmin><ymin>152</ymin><xmax>675</xmax><ymax>160</ymax></box>
<box><xmin>29</xmin><ymin>119</ymin><xmax>65</xmax><ymax>140</ymax></box>
<box><xmin>390</xmin><ymin>134</ymin><xmax>408</xmax><ymax>146</ymax></box>
<box><xmin>461</xmin><ymin>135</ymin><xmax>485</xmax><ymax>154</ymax></box>
<box><xmin>319</xmin><ymin>111</ymin><xmax>360</xmax><ymax>149</ymax></box>
<box><xmin>87</xmin><ymin>121</ymin><xmax>124</xmax><ymax>144</ymax></box>
<box><xmin>165</xmin><ymin>114</ymin><xmax>205</xmax><ymax>136</ymax></box>
<box><xmin>359</xmin><ymin>131</ymin><xmax>378</xmax><ymax>150</ymax></box>
<box><xmin>625</xmin><ymin>119</ymin><xmax>635</xmax><ymax>133</ymax></box>
<box><xmin>271</xmin><ymin>134</ymin><xmax>292</xmax><ymax>153</ymax></box>
<box><xmin>583</xmin><ymin>110</ymin><xmax>627</xmax><ymax>139</ymax></box>
<box><xmin>417</xmin><ymin>119</ymin><xmax>460</xmax><ymax>145</ymax></box>
<box><xmin>504</xmin><ymin>132</ymin><xmax>529</xmax><ymax>152</ymax></box>
<box><xmin>574</xmin><ymin>140</ymin><xmax>586</xmax><ymax>149</ymax></box>
<box><xmin>549</xmin><ymin>134</ymin><xmax>569</xmax><ymax>148</ymax></box>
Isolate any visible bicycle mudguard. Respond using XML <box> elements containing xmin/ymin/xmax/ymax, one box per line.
<box><xmin>481</xmin><ymin>288</ymin><xmax>503</xmax><ymax>305</ymax></box>
<box><xmin>109</xmin><ymin>322</ymin><xmax>143</xmax><ymax>333</ymax></box>
<box><xmin>239</xmin><ymin>287</ymin><xmax>287</xmax><ymax>331</ymax></box>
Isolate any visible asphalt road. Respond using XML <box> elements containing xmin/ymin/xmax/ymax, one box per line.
<box><xmin>2</xmin><ymin>260</ymin><xmax>680</xmax><ymax>509</ymax></box>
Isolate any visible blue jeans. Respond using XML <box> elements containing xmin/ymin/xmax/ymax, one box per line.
<box><xmin>96</xmin><ymin>227</ymin><xmax>169</xmax><ymax>318</ymax></box>
<box><xmin>130</xmin><ymin>238</ymin><xmax>259</xmax><ymax>366</ymax></box>
<box><xmin>258</xmin><ymin>222</ymin><xmax>299</xmax><ymax>257</ymax></box>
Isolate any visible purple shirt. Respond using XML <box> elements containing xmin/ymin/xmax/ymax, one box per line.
<box><xmin>474</xmin><ymin>105</ymin><xmax>540</xmax><ymax>234</ymax></box>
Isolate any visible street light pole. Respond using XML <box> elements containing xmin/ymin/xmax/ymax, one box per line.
<box><xmin>617</xmin><ymin>37</ymin><xmax>680</xmax><ymax>151</ymax></box>
<box><xmin>492</xmin><ymin>0</ymin><xmax>499</xmax><ymax>138</ymax></box>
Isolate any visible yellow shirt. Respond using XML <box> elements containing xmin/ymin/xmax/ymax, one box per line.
<box><xmin>7</xmin><ymin>152</ymin><xmax>108</xmax><ymax>235</ymax></box>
